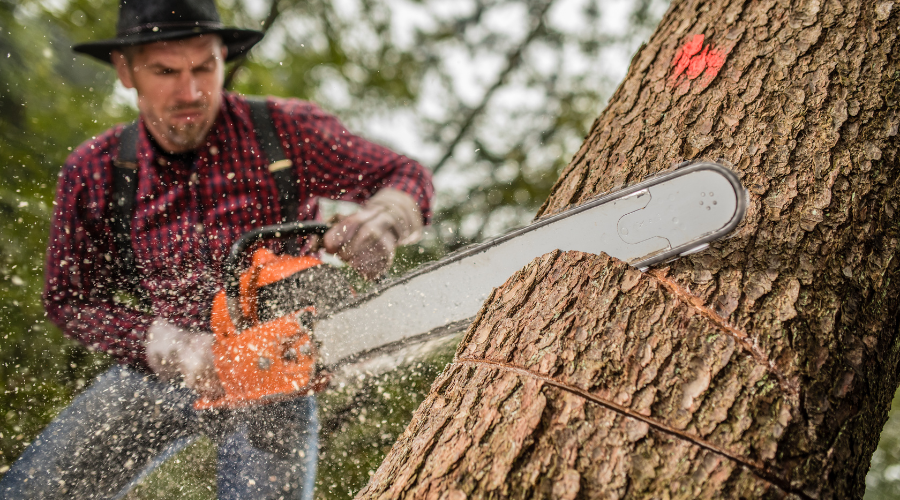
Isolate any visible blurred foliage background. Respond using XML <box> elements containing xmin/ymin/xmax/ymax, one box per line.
<box><xmin>2</xmin><ymin>0</ymin><xmax>899</xmax><ymax>498</ymax></box>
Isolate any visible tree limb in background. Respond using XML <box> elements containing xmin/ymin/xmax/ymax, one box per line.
<box><xmin>430</xmin><ymin>0</ymin><xmax>555</xmax><ymax>175</ymax></box>
<box><xmin>224</xmin><ymin>0</ymin><xmax>283</xmax><ymax>90</ymax></box>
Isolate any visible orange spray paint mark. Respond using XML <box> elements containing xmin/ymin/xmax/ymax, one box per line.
<box><xmin>668</xmin><ymin>34</ymin><xmax>726</xmax><ymax>89</ymax></box>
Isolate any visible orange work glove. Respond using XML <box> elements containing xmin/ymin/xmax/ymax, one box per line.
<box><xmin>323</xmin><ymin>188</ymin><xmax>423</xmax><ymax>280</ymax></box>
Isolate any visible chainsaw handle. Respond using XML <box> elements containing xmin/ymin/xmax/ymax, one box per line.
<box><xmin>224</xmin><ymin>221</ymin><xmax>330</xmax><ymax>329</ymax></box>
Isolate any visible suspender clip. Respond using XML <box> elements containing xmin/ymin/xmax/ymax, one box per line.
<box><xmin>268</xmin><ymin>159</ymin><xmax>293</xmax><ymax>172</ymax></box>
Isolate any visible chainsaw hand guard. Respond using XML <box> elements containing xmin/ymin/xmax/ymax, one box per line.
<box><xmin>196</xmin><ymin>222</ymin><xmax>354</xmax><ymax>410</ymax></box>
<box><xmin>223</xmin><ymin>222</ymin><xmax>330</xmax><ymax>331</ymax></box>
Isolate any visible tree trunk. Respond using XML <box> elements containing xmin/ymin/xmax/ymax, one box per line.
<box><xmin>356</xmin><ymin>1</ymin><xmax>900</xmax><ymax>498</ymax></box>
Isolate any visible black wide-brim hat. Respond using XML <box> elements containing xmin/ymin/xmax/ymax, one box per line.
<box><xmin>73</xmin><ymin>0</ymin><xmax>264</xmax><ymax>64</ymax></box>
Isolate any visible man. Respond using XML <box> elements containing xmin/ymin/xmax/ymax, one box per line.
<box><xmin>0</xmin><ymin>1</ymin><xmax>432</xmax><ymax>499</ymax></box>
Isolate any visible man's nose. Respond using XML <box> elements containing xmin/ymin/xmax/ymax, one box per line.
<box><xmin>175</xmin><ymin>72</ymin><xmax>202</xmax><ymax>103</ymax></box>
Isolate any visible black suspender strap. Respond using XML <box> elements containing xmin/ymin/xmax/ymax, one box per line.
<box><xmin>112</xmin><ymin>121</ymin><xmax>140</xmax><ymax>287</ymax></box>
<box><xmin>246</xmin><ymin>97</ymin><xmax>301</xmax><ymax>223</ymax></box>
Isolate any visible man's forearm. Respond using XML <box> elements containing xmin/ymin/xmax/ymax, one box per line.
<box><xmin>277</xmin><ymin>98</ymin><xmax>434</xmax><ymax>221</ymax></box>
<box><xmin>369</xmin><ymin>156</ymin><xmax>434</xmax><ymax>225</ymax></box>
<box><xmin>44</xmin><ymin>292</ymin><xmax>153</xmax><ymax>366</ymax></box>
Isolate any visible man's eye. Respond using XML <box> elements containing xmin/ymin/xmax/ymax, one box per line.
<box><xmin>156</xmin><ymin>69</ymin><xmax>174</xmax><ymax>75</ymax></box>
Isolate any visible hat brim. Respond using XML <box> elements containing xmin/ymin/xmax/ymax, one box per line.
<box><xmin>72</xmin><ymin>27</ymin><xmax>264</xmax><ymax>64</ymax></box>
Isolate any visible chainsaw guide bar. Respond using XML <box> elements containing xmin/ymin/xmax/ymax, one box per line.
<box><xmin>315</xmin><ymin>161</ymin><xmax>747</xmax><ymax>368</ymax></box>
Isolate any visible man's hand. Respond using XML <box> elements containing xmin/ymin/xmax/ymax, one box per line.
<box><xmin>146</xmin><ymin>318</ymin><xmax>224</xmax><ymax>398</ymax></box>
<box><xmin>323</xmin><ymin>188</ymin><xmax>423</xmax><ymax>280</ymax></box>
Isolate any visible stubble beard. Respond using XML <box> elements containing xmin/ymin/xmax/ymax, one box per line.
<box><xmin>146</xmin><ymin>104</ymin><xmax>214</xmax><ymax>153</ymax></box>
<box><xmin>165</xmin><ymin>119</ymin><xmax>207</xmax><ymax>151</ymax></box>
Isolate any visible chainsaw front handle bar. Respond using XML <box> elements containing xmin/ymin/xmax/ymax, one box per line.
<box><xmin>224</xmin><ymin>221</ymin><xmax>330</xmax><ymax>330</ymax></box>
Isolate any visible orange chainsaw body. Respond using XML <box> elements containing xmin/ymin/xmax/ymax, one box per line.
<box><xmin>195</xmin><ymin>248</ymin><xmax>330</xmax><ymax>410</ymax></box>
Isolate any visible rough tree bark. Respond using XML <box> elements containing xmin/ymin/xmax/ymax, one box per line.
<box><xmin>357</xmin><ymin>1</ymin><xmax>900</xmax><ymax>498</ymax></box>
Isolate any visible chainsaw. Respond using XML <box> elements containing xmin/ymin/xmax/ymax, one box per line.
<box><xmin>196</xmin><ymin>161</ymin><xmax>748</xmax><ymax>410</ymax></box>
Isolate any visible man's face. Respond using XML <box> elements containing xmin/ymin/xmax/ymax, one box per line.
<box><xmin>112</xmin><ymin>36</ymin><xmax>226</xmax><ymax>153</ymax></box>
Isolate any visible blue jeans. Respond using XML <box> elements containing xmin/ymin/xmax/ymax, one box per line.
<box><xmin>0</xmin><ymin>365</ymin><xmax>318</xmax><ymax>500</ymax></box>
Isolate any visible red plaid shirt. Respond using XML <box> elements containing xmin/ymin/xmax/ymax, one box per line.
<box><xmin>44</xmin><ymin>92</ymin><xmax>433</xmax><ymax>368</ymax></box>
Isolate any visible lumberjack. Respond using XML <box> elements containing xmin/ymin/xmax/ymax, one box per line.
<box><xmin>0</xmin><ymin>1</ymin><xmax>432</xmax><ymax>498</ymax></box>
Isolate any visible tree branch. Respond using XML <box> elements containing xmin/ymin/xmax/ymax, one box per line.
<box><xmin>224</xmin><ymin>0</ymin><xmax>283</xmax><ymax>90</ymax></box>
<box><xmin>430</xmin><ymin>0</ymin><xmax>556</xmax><ymax>175</ymax></box>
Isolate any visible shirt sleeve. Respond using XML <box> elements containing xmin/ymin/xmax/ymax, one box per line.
<box><xmin>273</xmin><ymin>99</ymin><xmax>434</xmax><ymax>223</ymax></box>
<box><xmin>43</xmin><ymin>152</ymin><xmax>153</xmax><ymax>367</ymax></box>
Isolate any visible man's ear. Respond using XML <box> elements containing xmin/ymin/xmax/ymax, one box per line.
<box><xmin>112</xmin><ymin>50</ymin><xmax>135</xmax><ymax>89</ymax></box>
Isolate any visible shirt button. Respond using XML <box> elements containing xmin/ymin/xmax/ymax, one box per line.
<box><xmin>195</xmin><ymin>223</ymin><xmax>205</xmax><ymax>233</ymax></box>
<box><xmin>190</xmin><ymin>173</ymin><xmax>199</xmax><ymax>184</ymax></box>
<box><xmin>157</xmin><ymin>157</ymin><xmax>167</xmax><ymax>166</ymax></box>
<box><xmin>209</xmin><ymin>146</ymin><xmax>219</xmax><ymax>155</ymax></box>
